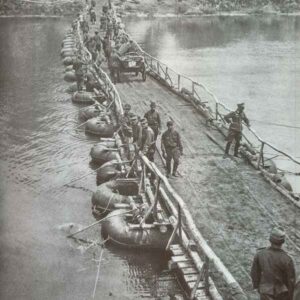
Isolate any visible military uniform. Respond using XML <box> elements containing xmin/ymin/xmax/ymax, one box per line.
<box><xmin>141</xmin><ymin>127</ymin><xmax>155</xmax><ymax>161</ymax></box>
<box><xmin>161</xmin><ymin>129</ymin><xmax>183</xmax><ymax>176</ymax></box>
<box><xmin>132</xmin><ymin>122</ymin><xmax>143</xmax><ymax>148</ymax></box>
<box><xmin>73</xmin><ymin>58</ymin><xmax>85</xmax><ymax>91</ymax></box>
<box><xmin>251</xmin><ymin>246</ymin><xmax>296</xmax><ymax>300</ymax></box>
<box><xmin>94</xmin><ymin>34</ymin><xmax>102</xmax><ymax>52</ymax></box>
<box><xmin>224</xmin><ymin>108</ymin><xmax>249</xmax><ymax>156</ymax></box>
<box><xmin>144</xmin><ymin>110</ymin><xmax>161</xmax><ymax>140</ymax></box>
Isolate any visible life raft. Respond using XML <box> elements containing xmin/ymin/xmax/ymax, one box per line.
<box><xmin>263</xmin><ymin>159</ymin><xmax>277</xmax><ymax>174</ymax></box>
<box><xmin>65</xmin><ymin>83</ymin><xmax>77</xmax><ymax>94</ymax></box>
<box><xmin>92</xmin><ymin>180</ymin><xmax>139</xmax><ymax>214</ymax></box>
<box><xmin>271</xmin><ymin>174</ymin><xmax>293</xmax><ymax>192</ymax></box>
<box><xmin>101</xmin><ymin>209</ymin><xmax>173</xmax><ymax>249</ymax></box>
<box><xmin>79</xmin><ymin>105</ymin><xmax>104</xmax><ymax>121</ymax></box>
<box><xmin>96</xmin><ymin>159</ymin><xmax>122</xmax><ymax>185</ymax></box>
<box><xmin>62</xmin><ymin>51</ymin><xmax>76</xmax><ymax>58</ymax></box>
<box><xmin>63</xmin><ymin>57</ymin><xmax>74</xmax><ymax>66</ymax></box>
<box><xmin>64</xmin><ymin>65</ymin><xmax>74</xmax><ymax>72</ymax></box>
<box><xmin>64</xmin><ymin>71</ymin><xmax>76</xmax><ymax>82</ymax></box>
<box><xmin>90</xmin><ymin>142</ymin><xmax>119</xmax><ymax>164</ymax></box>
<box><xmin>85</xmin><ymin>116</ymin><xmax>115</xmax><ymax>137</ymax></box>
<box><xmin>72</xmin><ymin>91</ymin><xmax>95</xmax><ymax>105</ymax></box>
<box><xmin>61</xmin><ymin>47</ymin><xmax>76</xmax><ymax>54</ymax></box>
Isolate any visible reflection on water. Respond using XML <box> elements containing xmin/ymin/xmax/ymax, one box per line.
<box><xmin>0</xmin><ymin>18</ymin><xmax>180</xmax><ymax>300</ymax></box>
<box><xmin>126</xmin><ymin>15</ymin><xmax>300</xmax><ymax>190</ymax></box>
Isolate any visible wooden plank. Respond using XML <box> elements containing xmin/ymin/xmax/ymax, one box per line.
<box><xmin>194</xmin><ymin>289</ymin><xmax>208</xmax><ymax>298</ymax></box>
<box><xmin>170</xmin><ymin>244</ymin><xmax>184</xmax><ymax>251</ymax></box>
<box><xmin>187</xmin><ymin>280</ymin><xmax>206</xmax><ymax>290</ymax></box>
<box><xmin>180</xmin><ymin>267</ymin><xmax>198</xmax><ymax>275</ymax></box>
<box><xmin>171</xmin><ymin>255</ymin><xmax>191</xmax><ymax>263</ymax></box>
<box><xmin>177</xmin><ymin>261</ymin><xmax>194</xmax><ymax>269</ymax></box>
<box><xmin>184</xmin><ymin>274</ymin><xmax>200</xmax><ymax>282</ymax></box>
<box><xmin>113</xmin><ymin>203</ymin><xmax>131</xmax><ymax>209</ymax></box>
<box><xmin>171</xmin><ymin>248</ymin><xmax>185</xmax><ymax>256</ymax></box>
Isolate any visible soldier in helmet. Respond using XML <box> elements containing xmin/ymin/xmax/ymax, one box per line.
<box><xmin>161</xmin><ymin>120</ymin><xmax>183</xmax><ymax>178</ymax></box>
<box><xmin>72</xmin><ymin>54</ymin><xmax>86</xmax><ymax>91</ymax></box>
<box><xmin>130</xmin><ymin>115</ymin><xmax>142</xmax><ymax>149</ymax></box>
<box><xmin>251</xmin><ymin>227</ymin><xmax>296</xmax><ymax>300</ymax></box>
<box><xmin>144</xmin><ymin>101</ymin><xmax>161</xmax><ymax>141</ymax></box>
<box><xmin>224</xmin><ymin>102</ymin><xmax>250</xmax><ymax>157</ymax></box>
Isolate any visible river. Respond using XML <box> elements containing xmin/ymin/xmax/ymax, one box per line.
<box><xmin>0</xmin><ymin>17</ymin><xmax>181</xmax><ymax>300</ymax></box>
<box><xmin>125</xmin><ymin>15</ymin><xmax>300</xmax><ymax>191</ymax></box>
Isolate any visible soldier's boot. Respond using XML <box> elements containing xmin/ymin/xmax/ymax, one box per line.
<box><xmin>172</xmin><ymin>161</ymin><xmax>179</xmax><ymax>177</ymax></box>
<box><xmin>233</xmin><ymin>142</ymin><xmax>240</xmax><ymax>157</ymax></box>
<box><xmin>224</xmin><ymin>142</ymin><xmax>231</xmax><ymax>156</ymax></box>
<box><xmin>166</xmin><ymin>159</ymin><xmax>171</xmax><ymax>178</ymax></box>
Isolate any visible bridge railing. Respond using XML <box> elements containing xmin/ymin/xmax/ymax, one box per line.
<box><xmin>127</xmin><ymin>35</ymin><xmax>300</xmax><ymax>198</ymax></box>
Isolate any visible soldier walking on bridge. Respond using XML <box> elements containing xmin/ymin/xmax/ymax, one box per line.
<box><xmin>251</xmin><ymin>227</ymin><xmax>296</xmax><ymax>300</ymax></box>
<box><xmin>224</xmin><ymin>102</ymin><xmax>250</xmax><ymax>157</ymax></box>
<box><xmin>144</xmin><ymin>101</ymin><xmax>161</xmax><ymax>141</ymax></box>
<box><xmin>161</xmin><ymin>121</ymin><xmax>183</xmax><ymax>178</ymax></box>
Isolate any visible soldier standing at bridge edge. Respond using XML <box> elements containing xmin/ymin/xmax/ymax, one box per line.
<box><xmin>224</xmin><ymin>103</ymin><xmax>250</xmax><ymax>157</ymax></box>
<box><xmin>251</xmin><ymin>227</ymin><xmax>296</xmax><ymax>300</ymax></box>
<box><xmin>161</xmin><ymin>120</ymin><xmax>183</xmax><ymax>178</ymax></box>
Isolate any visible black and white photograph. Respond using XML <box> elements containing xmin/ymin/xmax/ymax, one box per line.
<box><xmin>0</xmin><ymin>0</ymin><xmax>299</xmax><ymax>299</ymax></box>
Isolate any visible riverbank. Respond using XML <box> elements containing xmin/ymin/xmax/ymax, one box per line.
<box><xmin>115</xmin><ymin>0</ymin><xmax>300</xmax><ymax>17</ymax></box>
<box><xmin>0</xmin><ymin>0</ymin><xmax>83</xmax><ymax>17</ymax></box>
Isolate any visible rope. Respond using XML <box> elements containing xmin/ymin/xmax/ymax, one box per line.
<box><xmin>92</xmin><ymin>247</ymin><xmax>104</xmax><ymax>298</ymax></box>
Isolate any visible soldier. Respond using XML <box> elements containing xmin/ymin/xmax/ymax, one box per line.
<box><xmin>94</xmin><ymin>31</ymin><xmax>102</xmax><ymax>53</ymax></box>
<box><xmin>251</xmin><ymin>227</ymin><xmax>296</xmax><ymax>300</ymax></box>
<box><xmin>161</xmin><ymin>121</ymin><xmax>183</xmax><ymax>178</ymax></box>
<box><xmin>140</xmin><ymin>118</ymin><xmax>155</xmax><ymax>162</ymax></box>
<box><xmin>224</xmin><ymin>102</ymin><xmax>250</xmax><ymax>157</ymax></box>
<box><xmin>72</xmin><ymin>54</ymin><xmax>86</xmax><ymax>91</ymax></box>
<box><xmin>144</xmin><ymin>101</ymin><xmax>161</xmax><ymax>141</ymax></box>
<box><xmin>130</xmin><ymin>115</ymin><xmax>142</xmax><ymax>149</ymax></box>
<box><xmin>108</xmin><ymin>49</ymin><xmax>120</xmax><ymax>83</ymax></box>
<box><xmin>121</xmin><ymin>104</ymin><xmax>133</xmax><ymax>144</ymax></box>
<box><xmin>294</xmin><ymin>277</ymin><xmax>300</xmax><ymax>300</ymax></box>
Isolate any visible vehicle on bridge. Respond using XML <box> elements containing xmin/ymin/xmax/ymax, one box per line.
<box><xmin>111</xmin><ymin>52</ymin><xmax>147</xmax><ymax>84</ymax></box>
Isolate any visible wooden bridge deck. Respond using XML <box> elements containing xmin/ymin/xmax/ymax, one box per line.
<box><xmin>86</xmin><ymin>1</ymin><xmax>300</xmax><ymax>298</ymax></box>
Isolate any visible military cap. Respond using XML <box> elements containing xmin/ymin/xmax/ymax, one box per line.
<box><xmin>269</xmin><ymin>227</ymin><xmax>285</xmax><ymax>244</ymax></box>
<box><xmin>130</xmin><ymin>115</ymin><xmax>138</xmax><ymax>121</ymax></box>
<box><xmin>124</xmin><ymin>104</ymin><xmax>131</xmax><ymax>110</ymax></box>
<box><xmin>166</xmin><ymin>120</ymin><xmax>173</xmax><ymax>126</ymax></box>
<box><xmin>140</xmin><ymin>118</ymin><xmax>148</xmax><ymax>126</ymax></box>
<box><xmin>150</xmin><ymin>101</ymin><xmax>156</xmax><ymax>107</ymax></box>
<box><xmin>237</xmin><ymin>103</ymin><xmax>245</xmax><ymax>108</ymax></box>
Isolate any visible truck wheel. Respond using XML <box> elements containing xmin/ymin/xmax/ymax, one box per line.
<box><xmin>142</xmin><ymin>69</ymin><xmax>146</xmax><ymax>82</ymax></box>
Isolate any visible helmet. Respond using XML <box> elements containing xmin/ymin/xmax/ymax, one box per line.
<box><xmin>269</xmin><ymin>227</ymin><xmax>285</xmax><ymax>244</ymax></box>
<box><xmin>124</xmin><ymin>104</ymin><xmax>131</xmax><ymax>110</ymax></box>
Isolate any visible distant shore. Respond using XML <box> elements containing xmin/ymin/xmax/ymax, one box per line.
<box><xmin>0</xmin><ymin>0</ymin><xmax>83</xmax><ymax>17</ymax></box>
<box><xmin>1</xmin><ymin>0</ymin><xmax>300</xmax><ymax>17</ymax></box>
<box><xmin>114</xmin><ymin>0</ymin><xmax>300</xmax><ymax>17</ymax></box>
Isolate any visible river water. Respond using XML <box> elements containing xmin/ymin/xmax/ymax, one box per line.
<box><xmin>125</xmin><ymin>15</ymin><xmax>300</xmax><ymax>190</ymax></box>
<box><xmin>0</xmin><ymin>18</ymin><xmax>181</xmax><ymax>300</ymax></box>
